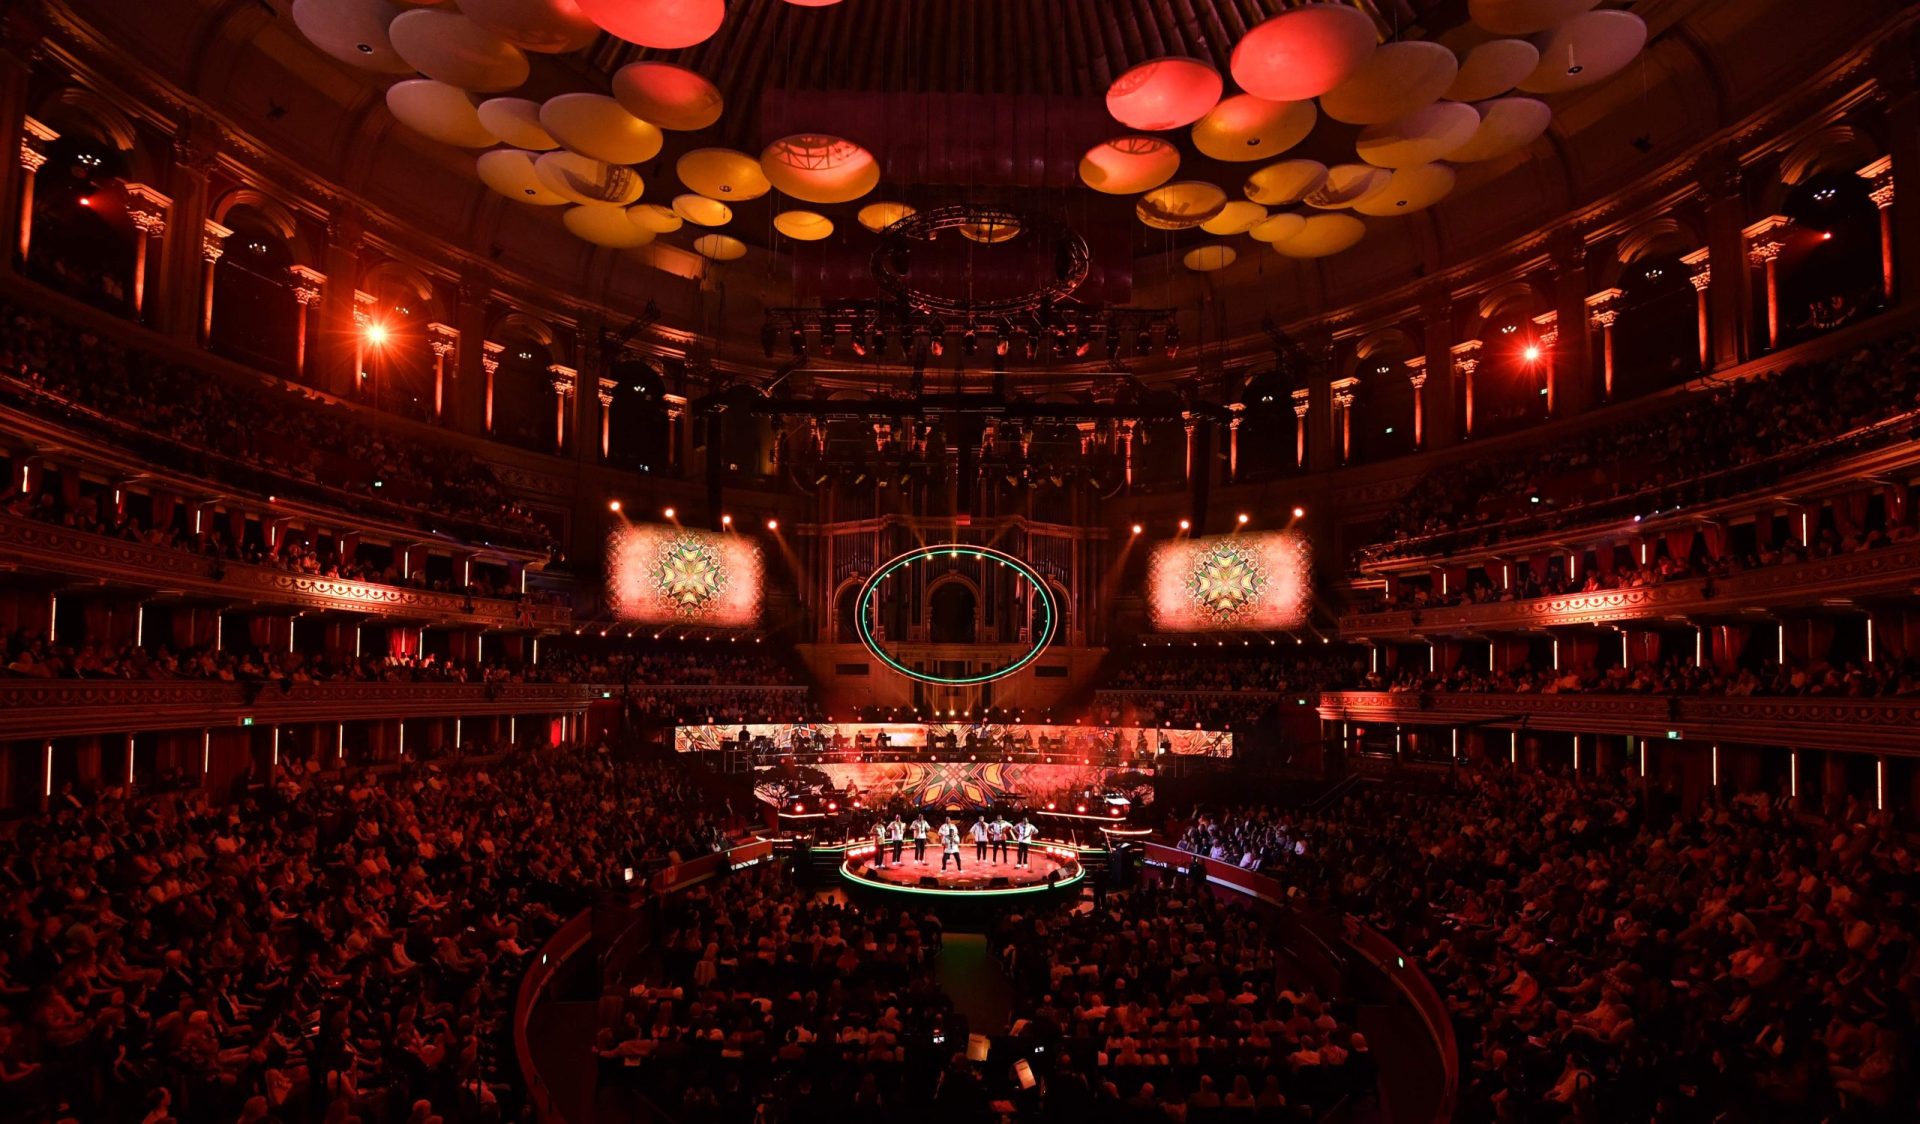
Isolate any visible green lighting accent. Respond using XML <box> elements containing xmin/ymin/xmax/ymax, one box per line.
<box><xmin>837</xmin><ymin>857</ymin><xmax>1086</xmax><ymax>898</ymax></box>
<box><xmin>854</xmin><ymin>544</ymin><xmax>1058</xmax><ymax>685</ymax></box>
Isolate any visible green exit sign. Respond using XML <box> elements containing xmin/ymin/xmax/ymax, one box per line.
<box><xmin>240</xmin><ymin>716</ymin><xmax>255</xmax><ymax>727</ymax></box>
<box><xmin>1666</xmin><ymin>730</ymin><xmax>1680</xmax><ymax>740</ymax></box>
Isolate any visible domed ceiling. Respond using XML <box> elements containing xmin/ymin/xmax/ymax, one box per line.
<box><xmin>279</xmin><ymin>0</ymin><xmax>1648</xmax><ymax>269</ymax></box>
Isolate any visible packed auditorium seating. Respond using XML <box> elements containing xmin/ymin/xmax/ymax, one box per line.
<box><xmin>0</xmin><ymin>299</ymin><xmax>553</xmax><ymax>552</ymax></box>
<box><xmin>0</xmin><ymin>742</ymin><xmax>729</xmax><ymax>1122</ymax></box>
<box><xmin>1360</xmin><ymin>333</ymin><xmax>1920</xmax><ymax>565</ymax></box>
<box><xmin>1177</xmin><ymin>764</ymin><xmax>1914</xmax><ymax>1119</ymax></box>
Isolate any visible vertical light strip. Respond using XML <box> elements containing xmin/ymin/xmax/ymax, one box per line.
<box><xmin>43</xmin><ymin>742</ymin><xmax>54</xmax><ymax>797</ymax></box>
<box><xmin>48</xmin><ymin>594</ymin><xmax>57</xmax><ymax>641</ymax></box>
<box><xmin>1711</xmin><ymin>744</ymin><xmax>1719</xmax><ymax>787</ymax></box>
<box><xmin>1696</xmin><ymin>628</ymin><xmax>1704</xmax><ymax>666</ymax></box>
<box><xmin>354</xmin><ymin>625</ymin><xmax>363</xmax><ymax>658</ymax></box>
<box><xmin>1573</xmin><ymin>735</ymin><xmax>1581</xmax><ymax>772</ymax></box>
<box><xmin>1427</xmin><ymin>644</ymin><xmax>1435</xmax><ymax>672</ymax></box>
<box><xmin>477</xmin><ymin>634</ymin><xmax>485</xmax><ymax>663</ymax></box>
<box><xmin>1620</xmin><ymin>632</ymin><xmax>1628</xmax><ymax>666</ymax></box>
<box><xmin>271</xmin><ymin>727</ymin><xmax>280</xmax><ymax>767</ymax></box>
<box><xmin>215</xmin><ymin>614</ymin><xmax>223</xmax><ymax>652</ymax></box>
<box><xmin>1451</xmin><ymin>728</ymin><xmax>1459</xmax><ymax>760</ymax></box>
<box><xmin>1552</xmin><ymin>638</ymin><xmax>1560</xmax><ymax>670</ymax></box>
<box><xmin>1777</xmin><ymin>623</ymin><xmax>1786</xmax><ymax>664</ymax></box>
<box><xmin>1866</xmin><ymin>618</ymin><xmax>1875</xmax><ymax>663</ymax></box>
<box><xmin>1635</xmin><ymin>735</ymin><xmax>1645</xmax><ymax>776</ymax></box>
<box><xmin>1790</xmin><ymin>749</ymin><xmax>1799</xmax><ymax>799</ymax></box>
<box><xmin>510</xmin><ymin>716</ymin><xmax>518</xmax><ymax>744</ymax></box>
<box><xmin>1510</xmin><ymin>730</ymin><xmax>1518</xmax><ymax>765</ymax></box>
<box><xmin>398</xmin><ymin>722</ymin><xmax>406</xmax><ymax>758</ymax></box>
<box><xmin>1876</xmin><ymin>757</ymin><xmax>1885</xmax><ymax>810</ymax></box>
<box><xmin>126</xmin><ymin>733</ymin><xmax>135</xmax><ymax>785</ymax></box>
<box><xmin>1394</xmin><ymin>727</ymin><xmax>1403</xmax><ymax>754</ymax></box>
<box><xmin>1370</xmin><ymin>646</ymin><xmax>1378</xmax><ymax>674</ymax></box>
<box><xmin>136</xmin><ymin>605</ymin><xmax>145</xmax><ymax>648</ymax></box>
<box><xmin>455</xmin><ymin>717</ymin><xmax>463</xmax><ymax>746</ymax></box>
<box><xmin>202</xmin><ymin>730</ymin><xmax>211</xmax><ymax>775</ymax></box>
<box><xmin>532</xmin><ymin>637</ymin><xmax>541</xmax><ymax>665</ymax></box>
<box><xmin>336</xmin><ymin>723</ymin><xmax>345</xmax><ymax>759</ymax></box>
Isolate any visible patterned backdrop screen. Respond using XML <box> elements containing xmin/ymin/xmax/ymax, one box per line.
<box><xmin>1147</xmin><ymin>530</ymin><xmax>1310</xmax><ymax>632</ymax></box>
<box><xmin>607</xmin><ymin>524</ymin><xmax>764</xmax><ymax>626</ymax></box>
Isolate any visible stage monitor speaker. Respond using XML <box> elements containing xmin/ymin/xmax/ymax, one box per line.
<box><xmin>988</xmin><ymin>876</ymin><xmax>1012</xmax><ymax>888</ymax></box>
<box><xmin>919</xmin><ymin>876</ymin><xmax>940</xmax><ymax>888</ymax></box>
<box><xmin>867</xmin><ymin>869</ymin><xmax>886</xmax><ymax>882</ymax></box>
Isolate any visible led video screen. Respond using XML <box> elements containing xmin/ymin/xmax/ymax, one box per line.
<box><xmin>1147</xmin><ymin>530</ymin><xmax>1310</xmax><ymax>632</ymax></box>
<box><xmin>607</xmin><ymin>524</ymin><xmax>764</xmax><ymax>626</ymax></box>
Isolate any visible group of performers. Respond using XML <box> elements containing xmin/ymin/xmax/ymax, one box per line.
<box><xmin>868</xmin><ymin>811</ymin><xmax>1040</xmax><ymax>871</ymax></box>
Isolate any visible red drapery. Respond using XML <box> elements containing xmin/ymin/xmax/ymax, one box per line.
<box><xmin>1711</xmin><ymin>624</ymin><xmax>1750</xmax><ymax>672</ymax></box>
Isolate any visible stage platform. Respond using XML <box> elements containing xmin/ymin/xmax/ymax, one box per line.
<box><xmin>838</xmin><ymin>839</ymin><xmax>1085</xmax><ymax>900</ymax></box>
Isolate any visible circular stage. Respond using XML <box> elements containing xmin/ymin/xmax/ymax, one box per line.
<box><xmin>839</xmin><ymin>840</ymin><xmax>1085</xmax><ymax>900</ymax></box>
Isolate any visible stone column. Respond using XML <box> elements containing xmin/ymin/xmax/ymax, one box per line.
<box><xmin>1290</xmin><ymin>388</ymin><xmax>1309</xmax><ymax>468</ymax></box>
<box><xmin>1450</xmin><ymin>340</ymin><xmax>1482</xmax><ymax>437</ymax></box>
<box><xmin>123</xmin><ymin>183</ymin><xmax>169</xmax><ymax>322</ymax></box>
<box><xmin>663</xmin><ymin>392</ymin><xmax>689</xmax><ymax>473</ymax></box>
<box><xmin>1225</xmin><ymin>402</ymin><xmax>1244</xmax><ymax>481</ymax></box>
<box><xmin>317</xmin><ymin>213</ymin><xmax>362</xmax><ymax>395</ymax></box>
<box><xmin>1681</xmin><ymin>248</ymin><xmax>1712</xmax><ymax>371</ymax></box>
<box><xmin>547</xmin><ymin>364</ymin><xmax>576</xmax><ymax>453</ymax></box>
<box><xmin>15</xmin><ymin>117</ymin><xmax>55</xmax><ymax>264</ymax></box>
<box><xmin>288</xmin><ymin>265</ymin><xmax>325</xmax><ymax>380</ymax></box>
<box><xmin>480</xmin><ymin>340</ymin><xmax>503</xmax><ymax>432</ymax></box>
<box><xmin>351</xmin><ymin>289</ymin><xmax>377</xmax><ymax>393</ymax></box>
<box><xmin>597</xmin><ymin>377</ymin><xmax>616</xmax><ymax>459</ymax></box>
<box><xmin>1858</xmin><ymin>156</ymin><xmax>1894</xmax><ymax>304</ymax></box>
<box><xmin>1329</xmin><ymin>376</ymin><xmax>1358</xmax><ymax>463</ymax></box>
<box><xmin>1585</xmin><ymin>288</ymin><xmax>1624</xmax><ymax>400</ymax></box>
<box><xmin>1418</xmin><ymin>287</ymin><xmax>1457</xmax><ymax>446</ymax></box>
<box><xmin>1404</xmin><ymin>358</ymin><xmax>1427</xmax><ymax>448</ymax></box>
<box><xmin>198</xmin><ymin>220</ymin><xmax>232</xmax><ymax>343</ymax></box>
<box><xmin>426</xmin><ymin>322</ymin><xmax>458</xmax><ymax>421</ymax></box>
<box><xmin>1550</xmin><ymin>231</ymin><xmax>1595</xmax><ymax>415</ymax></box>
<box><xmin>1743</xmin><ymin>214</ymin><xmax>1791</xmax><ymax>351</ymax></box>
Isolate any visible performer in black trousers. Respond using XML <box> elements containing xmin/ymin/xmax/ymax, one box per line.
<box><xmin>940</xmin><ymin>819</ymin><xmax>963</xmax><ymax>871</ymax></box>
<box><xmin>1014</xmin><ymin>816</ymin><xmax>1036</xmax><ymax>868</ymax></box>
<box><xmin>970</xmin><ymin>816</ymin><xmax>989</xmax><ymax>861</ymax></box>
<box><xmin>911</xmin><ymin>813</ymin><xmax>930</xmax><ymax>862</ymax></box>
<box><xmin>889</xmin><ymin>814</ymin><xmax>905</xmax><ymax>864</ymax></box>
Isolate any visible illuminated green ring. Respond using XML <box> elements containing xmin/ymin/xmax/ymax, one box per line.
<box><xmin>855</xmin><ymin>544</ymin><xmax>1057</xmax><ymax>685</ymax></box>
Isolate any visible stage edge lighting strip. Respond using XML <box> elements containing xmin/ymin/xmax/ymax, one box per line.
<box><xmin>855</xmin><ymin>544</ymin><xmax>1057</xmax><ymax>685</ymax></box>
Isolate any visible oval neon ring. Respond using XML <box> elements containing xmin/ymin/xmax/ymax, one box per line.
<box><xmin>855</xmin><ymin>544</ymin><xmax>1057</xmax><ymax>685</ymax></box>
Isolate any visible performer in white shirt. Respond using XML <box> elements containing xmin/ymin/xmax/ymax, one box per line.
<box><xmin>969</xmin><ymin>816</ymin><xmax>990</xmax><ymax>862</ymax></box>
<box><xmin>1013</xmin><ymin>816</ymin><xmax>1037</xmax><ymax>868</ymax></box>
<box><xmin>888</xmin><ymin>814</ymin><xmax>906</xmax><ymax>865</ymax></box>
<box><xmin>870</xmin><ymin>819</ymin><xmax>889</xmax><ymax>867</ymax></box>
<box><xmin>939</xmin><ymin>819</ymin><xmax>963</xmax><ymax>871</ymax></box>
<box><xmin>911</xmin><ymin>813</ymin><xmax>931</xmax><ymax>863</ymax></box>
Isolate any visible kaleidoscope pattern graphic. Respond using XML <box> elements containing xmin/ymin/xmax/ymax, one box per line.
<box><xmin>652</xmin><ymin>535</ymin><xmax>729</xmax><ymax>617</ymax></box>
<box><xmin>1186</xmin><ymin>540</ymin><xmax>1268</xmax><ymax>624</ymax></box>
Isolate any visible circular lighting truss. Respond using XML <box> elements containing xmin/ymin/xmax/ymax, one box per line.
<box><xmin>870</xmin><ymin>204</ymin><xmax>1090</xmax><ymax>318</ymax></box>
<box><xmin>855</xmin><ymin>544</ymin><xmax>1057</xmax><ymax>685</ymax></box>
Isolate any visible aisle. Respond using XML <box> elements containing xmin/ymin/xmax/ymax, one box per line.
<box><xmin>935</xmin><ymin>931</ymin><xmax>1014</xmax><ymax>1035</ymax></box>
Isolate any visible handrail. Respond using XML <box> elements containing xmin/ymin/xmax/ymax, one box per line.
<box><xmin>1142</xmin><ymin>842</ymin><xmax>1458</xmax><ymax>1124</ymax></box>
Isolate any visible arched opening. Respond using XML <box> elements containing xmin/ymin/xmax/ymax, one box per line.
<box><xmin>1238</xmin><ymin>372</ymin><xmax>1297</xmax><ymax>480</ymax></box>
<box><xmin>26</xmin><ymin>134</ymin><xmax>135</xmax><ymax>313</ymax></box>
<box><xmin>606</xmin><ymin>356</ymin><xmax>671</xmax><ymax>473</ymax></box>
<box><xmin>1473</xmin><ymin>315</ymin><xmax>1549</xmax><ymax>438</ymax></box>
<box><xmin>492</xmin><ymin>332</ymin><xmax>558</xmax><ymax>454</ymax></box>
<box><xmin>928</xmin><ymin>580</ymin><xmax>978</xmax><ymax>644</ymax></box>
<box><xmin>1778</xmin><ymin>173</ymin><xmax>1882</xmax><ymax>343</ymax></box>
<box><xmin>1044</xmin><ymin>582</ymin><xmax>1069</xmax><ymax>647</ymax></box>
<box><xmin>1350</xmin><ymin>332</ymin><xmax>1420</xmax><ymax>463</ymax></box>
<box><xmin>834</xmin><ymin>583</ymin><xmax>862</xmax><ymax>643</ymax></box>
<box><xmin>1610</xmin><ymin>253</ymin><xmax>1700</xmax><ymax>399</ymax></box>
<box><xmin>208</xmin><ymin>206</ymin><xmax>298</xmax><ymax>377</ymax></box>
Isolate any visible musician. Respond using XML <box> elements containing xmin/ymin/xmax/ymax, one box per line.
<box><xmin>870</xmin><ymin>819</ymin><xmax>889</xmax><ymax>868</ymax></box>
<box><xmin>911</xmin><ymin>812</ymin><xmax>931</xmax><ymax>862</ymax></box>
<box><xmin>970</xmin><ymin>815</ymin><xmax>990</xmax><ymax>862</ymax></box>
<box><xmin>1014</xmin><ymin>816</ymin><xmax>1037</xmax><ymax>868</ymax></box>
<box><xmin>939</xmin><ymin>818</ymin><xmax>963</xmax><ymax>871</ymax></box>
<box><xmin>888</xmin><ymin>813</ymin><xmax>906</xmax><ymax>864</ymax></box>
<box><xmin>989</xmin><ymin>812</ymin><xmax>1013</xmax><ymax>863</ymax></box>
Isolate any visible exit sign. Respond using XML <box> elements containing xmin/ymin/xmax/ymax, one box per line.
<box><xmin>240</xmin><ymin>716</ymin><xmax>255</xmax><ymax>727</ymax></box>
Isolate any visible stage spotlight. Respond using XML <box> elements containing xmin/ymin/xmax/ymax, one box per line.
<box><xmin>1237</xmin><ymin>513</ymin><xmax>1250</xmax><ymax>525</ymax></box>
<box><xmin>1178</xmin><ymin>519</ymin><xmax>1191</xmax><ymax>531</ymax></box>
<box><xmin>1130</xmin><ymin>524</ymin><xmax>1143</xmax><ymax>535</ymax></box>
<box><xmin>720</xmin><ymin>514</ymin><xmax>732</xmax><ymax>526</ymax></box>
<box><xmin>608</xmin><ymin>500</ymin><xmax>622</xmax><ymax>512</ymax></box>
<box><xmin>765</xmin><ymin>518</ymin><xmax>779</xmax><ymax>531</ymax></box>
<box><xmin>1523</xmin><ymin>344</ymin><xmax>1541</xmax><ymax>361</ymax></box>
<box><xmin>1292</xmin><ymin>506</ymin><xmax>1306</xmax><ymax>518</ymax></box>
<box><xmin>364</xmin><ymin>321</ymin><xmax>388</xmax><ymax>346</ymax></box>
<box><xmin>663</xmin><ymin>506</ymin><xmax>676</xmax><ymax>519</ymax></box>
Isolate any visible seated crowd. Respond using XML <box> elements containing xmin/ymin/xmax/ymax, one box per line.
<box><xmin>992</xmin><ymin>880</ymin><xmax>1373</xmax><ymax>1122</ymax></box>
<box><xmin>1368</xmin><ymin>654</ymin><xmax>1920</xmax><ymax>699</ymax></box>
<box><xmin>1093</xmin><ymin>650</ymin><xmax>1362</xmax><ymax>730</ymax></box>
<box><xmin>1364</xmin><ymin>331</ymin><xmax>1920</xmax><ymax>563</ymax></box>
<box><xmin>0</xmin><ymin>741</ymin><xmax>733</xmax><ymax>1123</ymax></box>
<box><xmin>0</xmin><ymin>298</ymin><xmax>553</xmax><ymax>552</ymax></box>
<box><xmin>1177</xmin><ymin>764</ymin><xmax>1915</xmax><ymax>1119</ymax></box>
<box><xmin>603</xmin><ymin>864</ymin><xmax>953</xmax><ymax>1124</ymax></box>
